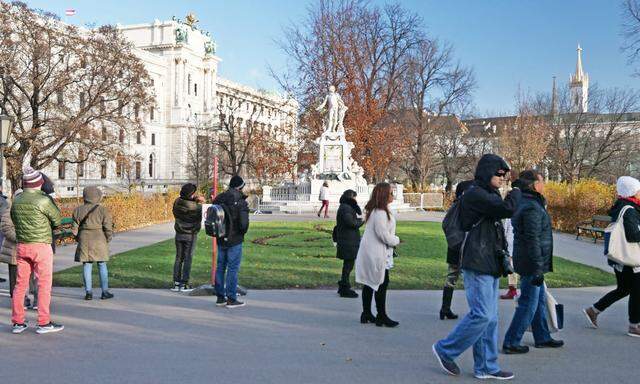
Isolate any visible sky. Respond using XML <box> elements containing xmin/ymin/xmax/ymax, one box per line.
<box><xmin>22</xmin><ymin>0</ymin><xmax>637</xmax><ymax>116</ymax></box>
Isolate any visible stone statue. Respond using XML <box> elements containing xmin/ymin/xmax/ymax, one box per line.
<box><xmin>175</xmin><ymin>27</ymin><xmax>188</xmax><ymax>44</ymax></box>
<box><xmin>185</xmin><ymin>13</ymin><xmax>199</xmax><ymax>28</ymax></box>
<box><xmin>316</xmin><ymin>85</ymin><xmax>347</xmax><ymax>133</ymax></box>
<box><xmin>204</xmin><ymin>40</ymin><xmax>216</xmax><ymax>55</ymax></box>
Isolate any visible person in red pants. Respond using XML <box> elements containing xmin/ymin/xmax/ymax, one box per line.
<box><xmin>10</xmin><ymin>167</ymin><xmax>63</xmax><ymax>335</ymax></box>
<box><xmin>317</xmin><ymin>181</ymin><xmax>330</xmax><ymax>218</ymax></box>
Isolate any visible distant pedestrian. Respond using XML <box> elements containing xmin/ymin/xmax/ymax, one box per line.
<box><xmin>440</xmin><ymin>179</ymin><xmax>473</xmax><ymax>320</ymax></box>
<box><xmin>73</xmin><ymin>186</ymin><xmax>114</xmax><ymax>301</ymax></box>
<box><xmin>10</xmin><ymin>167</ymin><xmax>63</xmax><ymax>334</ymax></box>
<box><xmin>317</xmin><ymin>181</ymin><xmax>330</xmax><ymax>218</ymax></box>
<box><xmin>212</xmin><ymin>175</ymin><xmax>249</xmax><ymax>308</ymax></box>
<box><xmin>503</xmin><ymin>170</ymin><xmax>564</xmax><ymax>354</ymax></box>
<box><xmin>432</xmin><ymin>154</ymin><xmax>520</xmax><ymax>380</ymax></box>
<box><xmin>335</xmin><ymin>189</ymin><xmax>364</xmax><ymax>298</ymax></box>
<box><xmin>355</xmin><ymin>182</ymin><xmax>400</xmax><ymax>327</ymax></box>
<box><xmin>583</xmin><ymin>176</ymin><xmax>640</xmax><ymax>338</ymax></box>
<box><xmin>171</xmin><ymin>183</ymin><xmax>204</xmax><ymax>292</ymax></box>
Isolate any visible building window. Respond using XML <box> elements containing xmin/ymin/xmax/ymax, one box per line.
<box><xmin>100</xmin><ymin>160</ymin><xmax>107</xmax><ymax>179</ymax></box>
<box><xmin>101</xmin><ymin>126</ymin><xmax>107</xmax><ymax>141</ymax></box>
<box><xmin>136</xmin><ymin>131</ymin><xmax>142</xmax><ymax>144</ymax></box>
<box><xmin>77</xmin><ymin>162</ymin><xmax>84</xmax><ymax>178</ymax></box>
<box><xmin>194</xmin><ymin>83</ymin><xmax>198</xmax><ymax>96</ymax></box>
<box><xmin>57</xmin><ymin>91</ymin><xmax>63</xmax><ymax>106</ymax></box>
<box><xmin>151</xmin><ymin>78</ymin><xmax>155</xmax><ymax>87</ymax></box>
<box><xmin>151</xmin><ymin>133</ymin><xmax>156</xmax><ymax>146</ymax></box>
<box><xmin>119</xmin><ymin>129</ymin><xmax>124</xmax><ymax>143</ymax></box>
<box><xmin>188</xmin><ymin>74</ymin><xmax>192</xmax><ymax>95</ymax></box>
<box><xmin>58</xmin><ymin>160</ymin><xmax>66</xmax><ymax>180</ymax></box>
<box><xmin>116</xmin><ymin>153</ymin><xmax>124</xmax><ymax>178</ymax></box>
<box><xmin>149</xmin><ymin>154</ymin><xmax>154</xmax><ymax>177</ymax></box>
<box><xmin>150</xmin><ymin>107</ymin><xmax>154</xmax><ymax>121</ymax></box>
<box><xmin>135</xmin><ymin>161</ymin><xmax>141</xmax><ymax>180</ymax></box>
<box><xmin>79</xmin><ymin>93</ymin><xmax>85</xmax><ymax>108</ymax></box>
<box><xmin>134</xmin><ymin>104</ymin><xmax>140</xmax><ymax>119</ymax></box>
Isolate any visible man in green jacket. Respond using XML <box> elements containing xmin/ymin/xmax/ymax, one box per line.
<box><xmin>10</xmin><ymin>167</ymin><xmax>63</xmax><ymax>335</ymax></box>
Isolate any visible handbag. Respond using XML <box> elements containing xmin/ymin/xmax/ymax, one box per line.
<box><xmin>604</xmin><ymin>205</ymin><xmax>640</xmax><ymax>267</ymax></box>
<box><xmin>523</xmin><ymin>283</ymin><xmax>563</xmax><ymax>333</ymax></box>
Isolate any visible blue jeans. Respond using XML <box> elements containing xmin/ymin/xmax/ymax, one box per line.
<box><xmin>503</xmin><ymin>275</ymin><xmax>552</xmax><ymax>346</ymax></box>
<box><xmin>83</xmin><ymin>262</ymin><xmax>109</xmax><ymax>294</ymax></box>
<box><xmin>215</xmin><ymin>244</ymin><xmax>243</xmax><ymax>300</ymax></box>
<box><xmin>435</xmin><ymin>269</ymin><xmax>501</xmax><ymax>376</ymax></box>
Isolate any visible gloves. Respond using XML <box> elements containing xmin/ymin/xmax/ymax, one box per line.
<box><xmin>531</xmin><ymin>274</ymin><xmax>544</xmax><ymax>287</ymax></box>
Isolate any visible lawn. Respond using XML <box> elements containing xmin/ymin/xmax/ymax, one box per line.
<box><xmin>53</xmin><ymin>221</ymin><xmax>615</xmax><ymax>289</ymax></box>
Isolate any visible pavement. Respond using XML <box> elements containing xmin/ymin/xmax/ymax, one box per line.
<box><xmin>0</xmin><ymin>287</ymin><xmax>636</xmax><ymax>384</ymax></box>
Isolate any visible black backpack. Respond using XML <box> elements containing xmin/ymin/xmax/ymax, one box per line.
<box><xmin>204</xmin><ymin>204</ymin><xmax>228</xmax><ymax>240</ymax></box>
<box><xmin>442</xmin><ymin>199</ymin><xmax>465</xmax><ymax>251</ymax></box>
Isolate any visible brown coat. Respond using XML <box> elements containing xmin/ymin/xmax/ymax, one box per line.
<box><xmin>73</xmin><ymin>187</ymin><xmax>113</xmax><ymax>263</ymax></box>
<box><xmin>0</xmin><ymin>199</ymin><xmax>17</xmax><ymax>265</ymax></box>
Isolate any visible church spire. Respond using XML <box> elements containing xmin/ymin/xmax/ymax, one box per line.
<box><xmin>569</xmin><ymin>44</ymin><xmax>589</xmax><ymax>113</ymax></box>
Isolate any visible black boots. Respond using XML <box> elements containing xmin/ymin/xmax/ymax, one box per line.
<box><xmin>375</xmin><ymin>313</ymin><xmax>399</xmax><ymax>327</ymax></box>
<box><xmin>360</xmin><ymin>312</ymin><xmax>376</xmax><ymax>324</ymax></box>
<box><xmin>440</xmin><ymin>286</ymin><xmax>458</xmax><ymax>320</ymax></box>
<box><xmin>338</xmin><ymin>281</ymin><xmax>358</xmax><ymax>298</ymax></box>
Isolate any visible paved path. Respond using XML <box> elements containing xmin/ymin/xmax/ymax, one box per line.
<box><xmin>0</xmin><ymin>287</ymin><xmax>635</xmax><ymax>384</ymax></box>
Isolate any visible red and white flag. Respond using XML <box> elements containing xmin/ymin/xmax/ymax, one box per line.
<box><xmin>65</xmin><ymin>9</ymin><xmax>76</xmax><ymax>16</ymax></box>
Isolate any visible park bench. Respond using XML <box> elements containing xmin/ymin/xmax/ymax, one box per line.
<box><xmin>575</xmin><ymin>215</ymin><xmax>611</xmax><ymax>243</ymax></box>
<box><xmin>56</xmin><ymin>217</ymin><xmax>75</xmax><ymax>242</ymax></box>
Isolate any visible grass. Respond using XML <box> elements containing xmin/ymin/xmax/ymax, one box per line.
<box><xmin>53</xmin><ymin>221</ymin><xmax>615</xmax><ymax>290</ymax></box>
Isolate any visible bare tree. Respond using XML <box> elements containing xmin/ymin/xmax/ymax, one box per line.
<box><xmin>546</xmin><ymin>85</ymin><xmax>640</xmax><ymax>181</ymax></box>
<box><xmin>0</xmin><ymin>1</ymin><xmax>153</xmax><ymax>190</ymax></box>
<box><xmin>396</xmin><ymin>39</ymin><xmax>475</xmax><ymax>189</ymax></box>
<box><xmin>273</xmin><ymin>0</ymin><xmax>425</xmax><ymax>181</ymax></box>
<box><xmin>622</xmin><ymin>0</ymin><xmax>640</xmax><ymax>76</ymax></box>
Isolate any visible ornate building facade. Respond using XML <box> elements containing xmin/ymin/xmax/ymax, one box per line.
<box><xmin>46</xmin><ymin>16</ymin><xmax>298</xmax><ymax>196</ymax></box>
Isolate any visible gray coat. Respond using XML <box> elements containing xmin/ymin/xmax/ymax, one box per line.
<box><xmin>0</xmin><ymin>199</ymin><xmax>17</xmax><ymax>265</ymax></box>
<box><xmin>73</xmin><ymin>187</ymin><xmax>113</xmax><ymax>263</ymax></box>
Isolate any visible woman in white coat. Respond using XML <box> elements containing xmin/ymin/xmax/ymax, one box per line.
<box><xmin>356</xmin><ymin>182</ymin><xmax>400</xmax><ymax>327</ymax></box>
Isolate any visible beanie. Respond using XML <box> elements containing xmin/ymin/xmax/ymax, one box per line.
<box><xmin>617</xmin><ymin>176</ymin><xmax>640</xmax><ymax>198</ymax></box>
<box><xmin>22</xmin><ymin>166</ymin><xmax>44</xmax><ymax>189</ymax></box>
<box><xmin>229</xmin><ymin>175</ymin><xmax>245</xmax><ymax>190</ymax></box>
<box><xmin>180</xmin><ymin>183</ymin><xmax>197</xmax><ymax>199</ymax></box>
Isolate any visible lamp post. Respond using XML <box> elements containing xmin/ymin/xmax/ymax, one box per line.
<box><xmin>0</xmin><ymin>115</ymin><xmax>14</xmax><ymax>194</ymax></box>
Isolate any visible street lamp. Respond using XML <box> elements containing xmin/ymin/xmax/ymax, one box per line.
<box><xmin>0</xmin><ymin>114</ymin><xmax>14</xmax><ymax>194</ymax></box>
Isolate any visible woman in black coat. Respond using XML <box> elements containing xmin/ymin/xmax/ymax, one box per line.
<box><xmin>335</xmin><ymin>189</ymin><xmax>364</xmax><ymax>298</ymax></box>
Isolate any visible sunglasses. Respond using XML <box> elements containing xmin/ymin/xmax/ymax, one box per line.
<box><xmin>494</xmin><ymin>171</ymin><xmax>508</xmax><ymax>178</ymax></box>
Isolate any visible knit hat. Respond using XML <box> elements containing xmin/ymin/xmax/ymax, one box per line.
<box><xmin>229</xmin><ymin>175</ymin><xmax>245</xmax><ymax>190</ymax></box>
<box><xmin>180</xmin><ymin>183</ymin><xmax>197</xmax><ymax>199</ymax></box>
<box><xmin>22</xmin><ymin>166</ymin><xmax>44</xmax><ymax>189</ymax></box>
<box><xmin>617</xmin><ymin>176</ymin><xmax>640</xmax><ymax>198</ymax></box>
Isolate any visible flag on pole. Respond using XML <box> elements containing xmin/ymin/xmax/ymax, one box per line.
<box><xmin>65</xmin><ymin>9</ymin><xmax>76</xmax><ymax>16</ymax></box>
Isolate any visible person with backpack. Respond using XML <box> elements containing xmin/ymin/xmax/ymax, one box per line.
<box><xmin>433</xmin><ymin>154</ymin><xmax>521</xmax><ymax>380</ymax></box>
<box><xmin>171</xmin><ymin>183</ymin><xmax>204</xmax><ymax>293</ymax></box>
<box><xmin>212</xmin><ymin>175</ymin><xmax>249</xmax><ymax>308</ymax></box>
<box><xmin>502</xmin><ymin>170</ymin><xmax>563</xmax><ymax>354</ymax></box>
<box><xmin>10</xmin><ymin>167</ymin><xmax>63</xmax><ymax>334</ymax></box>
<box><xmin>583</xmin><ymin>176</ymin><xmax>640</xmax><ymax>338</ymax></box>
<box><xmin>317</xmin><ymin>181</ymin><xmax>330</xmax><ymax>218</ymax></box>
<box><xmin>355</xmin><ymin>182</ymin><xmax>400</xmax><ymax>327</ymax></box>
<box><xmin>335</xmin><ymin>189</ymin><xmax>364</xmax><ymax>298</ymax></box>
<box><xmin>440</xmin><ymin>180</ymin><xmax>474</xmax><ymax>320</ymax></box>
<box><xmin>73</xmin><ymin>186</ymin><xmax>114</xmax><ymax>301</ymax></box>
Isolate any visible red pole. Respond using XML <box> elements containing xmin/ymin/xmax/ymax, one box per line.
<box><xmin>211</xmin><ymin>156</ymin><xmax>219</xmax><ymax>285</ymax></box>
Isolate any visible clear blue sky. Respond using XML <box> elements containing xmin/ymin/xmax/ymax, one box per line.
<box><xmin>23</xmin><ymin>0</ymin><xmax>637</xmax><ymax>115</ymax></box>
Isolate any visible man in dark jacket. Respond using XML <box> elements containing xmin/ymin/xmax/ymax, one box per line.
<box><xmin>502</xmin><ymin>170</ymin><xmax>563</xmax><ymax>354</ymax></box>
<box><xmin>440</xmin><ymin>180</ymin><xmax>474</xmax><ymax>320</ymax></box>
<box><xmin>171</xmin><ymin>183</ymin><xmax>204</xmax><ymax>292</ymax></box>
<box><xmin>433</xmin><ymin>154</ymin><xmax>521</xmax><ymax>380</ymax></box>
<box><xmin>212</xmin><ymin>175</ymin><xmax>249</xmax><ymax>308</ymax></box>
<box><xmin>335</xmin><ymin>189</ymin><xmax>364</xmax><ymax>298</ymax></box>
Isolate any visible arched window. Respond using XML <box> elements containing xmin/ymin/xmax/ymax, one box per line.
<box><xmin>100</xmin><ymin>160</ymin><xmax>107</xmax><ymax>179</ymax></box>
<box><xmin>119</xmin><ymin>129</ymin><xmax>124</xmax><ymax>143</ymax></box>
<box><xmin>149</xmin><ymin>154</ymin><xmax>154</xmax><ymax>178</ymax></box>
